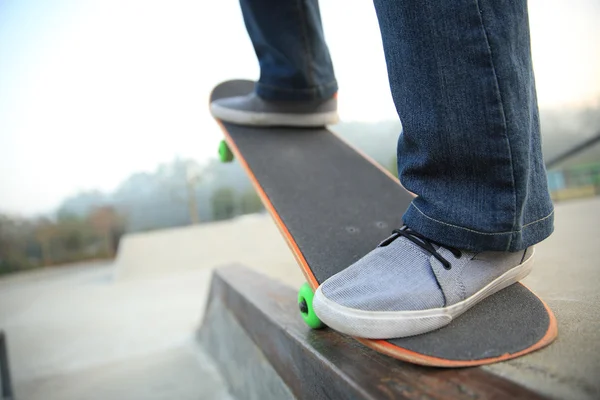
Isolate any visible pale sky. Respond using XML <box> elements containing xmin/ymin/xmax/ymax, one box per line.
<box><xmin>1</xmin><ymin>0</ymin><xmax>599</xmax><ymax>216</ymax></box>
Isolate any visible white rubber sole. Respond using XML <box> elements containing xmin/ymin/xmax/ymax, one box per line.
<box><xmin>210</xmin><ymin>103</ymin><xmax>339</xmax><ymax>127</ymax></box>
<box><xmin>313</xmin><ymin>250</ymin><xmax>535</xmax><ymax>339</ymax></box>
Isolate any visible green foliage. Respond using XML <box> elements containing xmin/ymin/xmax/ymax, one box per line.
<box><xmin>0</xmin><ymin>216</ymin><xmax>38</xmax><ymax>273</ymax></box>
<box><xmin>240</xmin><ymin>190</ymin><xmax>264</xmax><ymax>214</ymax></box>
<box><xmin>387</xmin><ymin>157</ymin><xmax>398</xmax><ymax>178</ymax></box>
<box><xmin>0</xmin><ymin>206</ymin><xmax>124</xmax><ymax>276</ymax></box>
<box><xmin>211</xmin><ymin>187</ymin><xmax>237</xmax><ymax>221</ymax></box>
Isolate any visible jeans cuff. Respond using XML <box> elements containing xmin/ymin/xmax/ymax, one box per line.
<box><xmin>403</xmin><ymin>202</ymin><xmax>555</xmax><ymax>252</ymax></box>
<box><xmin>255</xmin><ymin>80</ymin><xmax>338</xmax><ymax>101</ymax></box>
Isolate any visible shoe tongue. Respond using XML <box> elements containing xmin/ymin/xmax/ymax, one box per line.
<box><xmin>394</xmin><ymin>235</ymin><xmax>435</xmax><ymax>257</ymax></box>
<box><xmin>378</xmin><ymin>229</ymin><xmax>442</xmax><ymax>256</ymax></box>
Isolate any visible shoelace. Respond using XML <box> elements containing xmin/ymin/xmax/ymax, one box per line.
<box><xmin>379</xmin><ymin>226</ymin><xmax>462</xmax><ymax>270</ymax></box>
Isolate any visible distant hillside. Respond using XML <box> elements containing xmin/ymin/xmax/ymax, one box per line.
<box><xmin>58</xmin><ymin>158</ymin><xmax>256</xmax><ymax>232</ymax></box>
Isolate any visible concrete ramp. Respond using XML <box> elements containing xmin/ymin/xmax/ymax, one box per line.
<box><xmin>114</xmin><ymin>214</ymin><xmax>302</xmax><ymax>286</ymax></box>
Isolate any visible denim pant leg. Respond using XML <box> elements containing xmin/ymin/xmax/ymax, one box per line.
<box><xmin>373</xmin><ymin>0</ymin><xmax>554</xmax><ymax>252</ymax></box>
<box><xmin>239</xmin><ymin>0</ymin><xmax>338</xmax><ymax>101</ymax></box>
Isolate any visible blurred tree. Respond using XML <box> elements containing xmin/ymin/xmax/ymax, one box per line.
<box><xmin>50</xmin><ymin>217</ymin><xmax>89</xmax><ymax>263</ymax></box>
<box><xmin>212</xmin><ymin>187</ymin><xmax>237</xmax><ymax>221</ymax></box>
<box><xmin>35</xmin><ymin>218</ymin><xmax>56</xmax><ymax>266</ymax></box>
<box><xmin>0</xmin><ymin>215</ymin><xmax>41</xmax><ymax>273</ymax></box>
<box><xmin>56</xmin><ymin>190</ymin><xmax>108</xmax><ymax>220</ymax></box>
<box><xmin>89</xmin><ymin>206</ymin><xmax>124</xmax><ymax>257</ymax></box>
<box><xmin>387</xmin><ymin>157</ymin><xmax>398</xmax><ymax>178</ymax></box>
<box><xmin>240</xmin><ymin>190</ymin><xmax>263</xmax><ymax>214</ymax></box>
<box><xmin>186</xmin><ymin>161</ymin><xmax>202</xmax><ymax>224</ymax></box>
<box><xmin>0</xmin><ymin>215</ymin><xmax>25</xmax><ymax>273</ymax></box>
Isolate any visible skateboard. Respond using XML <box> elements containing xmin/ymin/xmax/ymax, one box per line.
<box><xmin>210</xmin><ymin>79</ymin><xmax>557</xmax><ymax>367</ymax></box>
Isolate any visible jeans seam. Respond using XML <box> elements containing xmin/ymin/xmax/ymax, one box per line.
<box><xmin>295</xmin><ymin>0</ymin><xmax>315</xmax><ymax>90</ymax></box>
<box><xmin>474</xmin><ymin>0</ymin><xmax>518</xmax><ymax>249</ymax></box>
<box><xmin>410</xmin><ymin>202</ymin><xmax>554</xmax><ymax>236</ymax></box>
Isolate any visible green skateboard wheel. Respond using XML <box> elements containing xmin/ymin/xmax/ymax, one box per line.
<box><xmin>298</xmin><ymin>282</ymin><xmax>324</xmax><ymax>329</ymax></box>
<box><xmin>218</xmin><ymin>140</ymin><xmax>234</xmax><ymax>163</ymax></box>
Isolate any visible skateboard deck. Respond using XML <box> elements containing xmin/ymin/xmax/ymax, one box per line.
<box><xmin>210</xmin><ymin>79</ymin><xmax>557</xmax><ymax>367</ymax></box>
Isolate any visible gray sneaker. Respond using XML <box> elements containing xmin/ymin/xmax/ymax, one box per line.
<box><xmin>313</xmin><ymin>226</ymin><xmax>534</xmax><ymax>339</ymax></box>
<box><xmin>210</xmin><ymin>91</ymin><xmax>339</xmax><ymax>127</ymax></box>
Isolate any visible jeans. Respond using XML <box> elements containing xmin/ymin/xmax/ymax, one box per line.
<box><xmin>239</xmin><ymin>0</ymin><xmax>554</xmax><ymax>252</ymax></box>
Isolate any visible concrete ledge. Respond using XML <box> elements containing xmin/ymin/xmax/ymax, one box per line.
<box><xmin>197</xmin><ymin>265</ymin><xmax>547</xmax><ymax>400</ymax></box>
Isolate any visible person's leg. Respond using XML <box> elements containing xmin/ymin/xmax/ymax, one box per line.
<box><xmin>240</xmin><ymin>0</ymin><xmax>337</xmax><ymax>101</ymax></box>
<box><xmin>313</xmin><ymin>0</ymin><xmax>554</xmax><ymax>339</ymax></box>
<box><xmin>210</xmin><ymin>0</ymin><xmax>339</xmax><ymax>126</ymax></box>
<box><xmin>374</xmin><ymin>0</ymin><xmax>553</xmax><ymax>252</ymax></box>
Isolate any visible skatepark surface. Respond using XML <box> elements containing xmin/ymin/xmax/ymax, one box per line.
<box><xmin>0</xmin><ymin>197</ymin><xmax>598</xmax><ymax>399</ymax></box>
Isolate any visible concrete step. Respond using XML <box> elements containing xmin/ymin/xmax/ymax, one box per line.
<box><xmin>198</xmin><ymin>265</ymin><xmax>547</xmax><ymax>400</ymax></box>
